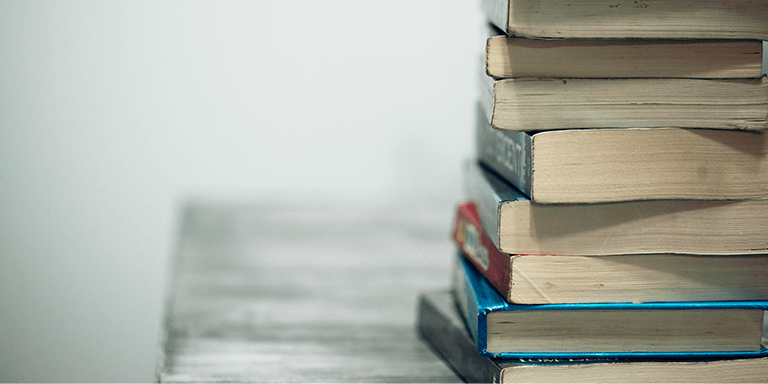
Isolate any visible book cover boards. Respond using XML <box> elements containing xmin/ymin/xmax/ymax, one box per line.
<box><xmin>451</xmin><ymin>201</ymin><xmax>768</xmax><ymax>305</ymax></box>
<box><xmin>481</xmin><ymin>0</ymin><xmax>768</xmax><ymax>40</ymax></box>
<box><xmin>474</xmin><ymin>103</ymin><xmax>768</xmax><ymax>203</ymax></box>
<box><xmin>485</xmin><ymin>26</ymin><xmax>763</xmax><ymax>79</ymax></box>
<box><xmin>463</xmin><ymin>160</ymin><xmax>768</xmax><ymax>256</ymax></box>
<box><xmin>417</xmin><ymin>290</ymin><xmax>768</xmax><ymax>383</ymax></box>
<box><xmin>452</xmin><ymin>253</ymin><xmax>768</xmax><ymax>360</ymax></box>
<box><xmin>478</xmin><ymin>69</ymin><xmax>768</xmax><ymax>132</ymax></box>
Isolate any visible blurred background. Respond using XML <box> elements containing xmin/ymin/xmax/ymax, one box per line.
<box><xmin>0</xmin><ymin>1</ymin><xmax>481</xmax><ymax>382</ymax></box>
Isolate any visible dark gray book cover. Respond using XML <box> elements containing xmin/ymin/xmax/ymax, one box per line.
<box><xmin>474</xmin><ymin>103</ymin><xmax>532</xmax><ymax>199</ymax></box>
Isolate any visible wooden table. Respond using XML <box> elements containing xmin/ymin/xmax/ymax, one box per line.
<box><xmin>155</xmin><ymin>201</ymin><xmax>463</xmax><ymax>382</ymax></box>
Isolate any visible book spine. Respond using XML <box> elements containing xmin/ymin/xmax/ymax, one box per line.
<box><xmin>463</xmin><ymin>160</ymin><xmax>530</xmax><ymax>252</ymax></box>
<box><xmin>475</xmin><ymin>103</ymin><xmax>533</xmax><ymax>199</ymax></box>
<box><xmin>477</xmin><ymin>71</ymin><xmax>495</xmax><ymax>128</ymax></box>
<box><xmin>416</xmin><ymin>292</ymin><xmax>502</xmax><ymax>383</ymax></box>
<box><xmin>451</xmin><ymin>202</ymin><xmax>513</xmax><ymax>302</ymax></box>
<box><xmin>452</xmin><ymin>253</ymin><xmax>516</xmax><ymax>356</ymax></box>
<box><xmin>451</xmin><ymin>253</ymin><xmax>485</xmax><ymax>354</ymax></box>
<box><xmin>480</xmin><ymin>0</ymin><xmax>510</xmax><ymax>36</ymax></box>
<box><xmin>463</xmin><ymin>160</ymin><xmax>503</xmax><ymax>250</ymax></box>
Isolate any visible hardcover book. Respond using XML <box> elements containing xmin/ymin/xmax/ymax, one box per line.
<box><xmin>451</xmin><ymin>201</ymin><xmax>768</xmax><ymax>304</ymax></box>
<box><xmin>485</xmin><ymin>28</ymin><xmax>763</xmax><ymax>79</ymax></box>
<box><xmin>417</xmin><ymin>290</ymin><xmax>768</xmax><ymax>383</ymax></box>
<box><xmin>479</xmin><ymin>72</ymin><xmax>768</xmax><ymax>132</ymax></box>
<box><xmin>452</xmin><ymin>253</ymin><xmax>768</xmax><ymax>359</ymax></box>
<box><xmin>464</xmin><ymin>160</ymin><xmax>768</xmax><ymax>256</ymax></box>
<box><xmin>481</xmin><ymin>0</ymin><xmax>768</xmax><ymax>40</ymax></box>
<box><xmin>474</xmin><ymin>104</ymin><xmax>768</xmax><ymax>203</ymax></box>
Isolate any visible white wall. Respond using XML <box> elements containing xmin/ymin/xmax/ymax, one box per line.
<box><xmin>0</xmin><ymin>1</ymin><xmax>480</xmax><ymax>381</ymax></box>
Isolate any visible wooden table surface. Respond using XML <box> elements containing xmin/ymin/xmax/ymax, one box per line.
<box><xmin>155</xmin><ymin>201</ymin><xmax>463</xmax><ymax>382</ymax></box>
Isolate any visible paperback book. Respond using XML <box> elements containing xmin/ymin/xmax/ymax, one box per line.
<box><xmin>481</xmin><ymin>0</ymin><xmax>768</xmax><ymax>39</ymax></box>
<box><xmin>485</xmin><ymin>26</ymin><xmax>763</xmax><ymax>79</ymax></box>
<box><xmin>479</xmin><ymin>71</ymin><xmax>768</xmax><ymax>132</ymax></box>
<box><xmin>452</xmin><ymin>253</ymin><xmax>768</xmax><ymax>360</ymax></box>
<box><xmin>451</xmin><ymin>201</ymin><xmax>768</xmax><ymax>304</ymax></box>
<box><xmin>475</xmin><ymin>104</ymin><xmax>768</xmax><ymax>204</ymax></box>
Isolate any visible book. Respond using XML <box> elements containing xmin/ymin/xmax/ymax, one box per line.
<box><xmin>451</xmin><ymin>201</ymin><xmax>768</xmax><ymax>305</ymax></box>
<box><xmin>418</xmin><ymin>290</ymin><xmax>507</xmax><ymax>383</ymax></box>
<box><xmin>481</xmin><ymin>0</ymin><xmax>768</xmax><ymax>40</ymax></box>
<box><xmin>451</xmin><ymin>253</ymin><xmax>768</xmax><ymax>359</ymax></box>
<box><xmin>479</xmin><ymin>72</ymin><xmax>768</xmax><ymax>132</ymax></box>
<box><xmin>464</xmin><ymin>160</ymin><xmax>768</xmax><ymax>256</ymax></box>
<box><xmin>417</xmin><ymin>290</ymin><xmax>768</xmax><ymax>383</ymax></box>
<box><xmin>486</xmin><ymin>30</ymin><xmax>763</xmax><ymax>79</ymax></box>
<box><xmin>474</xmin><ymin>103</ymin><xmax>768</xmax><ymax>203</ymax></box>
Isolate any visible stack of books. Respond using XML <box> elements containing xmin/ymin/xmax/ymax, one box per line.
<box><xmin>417</xmin><ymin>1</ymin><xmax>768</xmax><ymax>382</ymax></box>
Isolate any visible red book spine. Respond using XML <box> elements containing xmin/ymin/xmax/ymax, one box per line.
<box><xmin>451</xmin><ymin>202</ymin><xmax>512</xmax><ymax>301</ymax></box>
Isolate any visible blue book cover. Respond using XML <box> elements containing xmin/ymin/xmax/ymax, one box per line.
<box><xmin>452</xmin><ymin>253</ymin><xmax>768</xmax><ymax>360</ymax></box>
